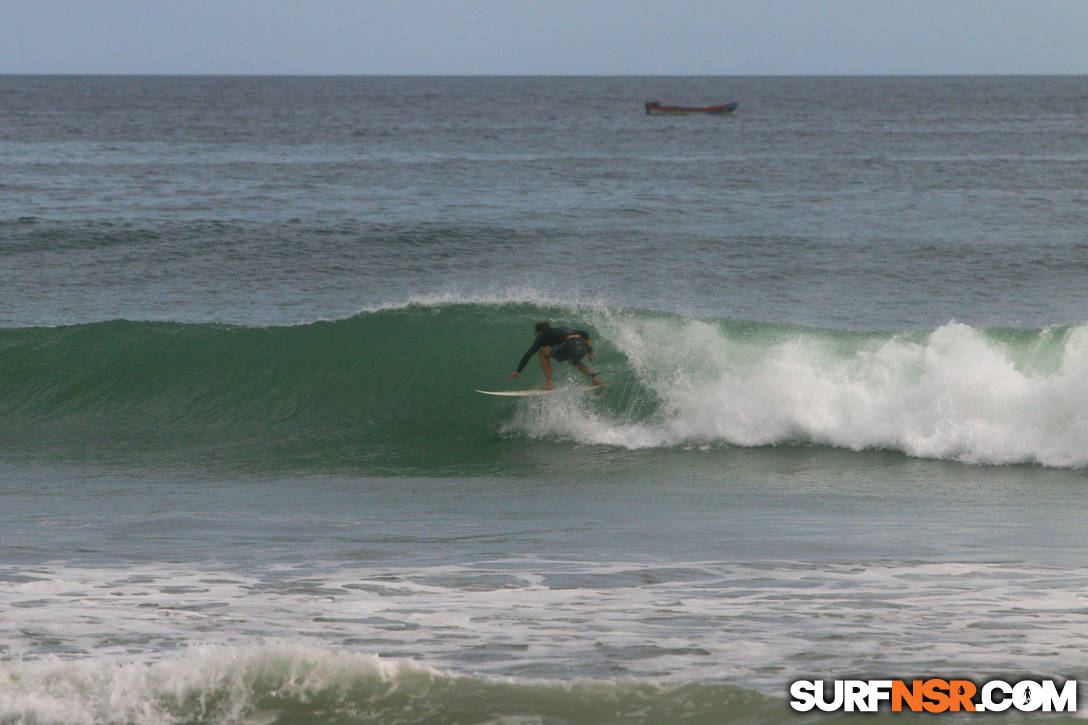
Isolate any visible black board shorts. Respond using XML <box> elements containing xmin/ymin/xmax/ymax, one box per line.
<box><xmin>550</xmin><ymin>337</ymin><xmax>589</xmax><ymax>363</ymax></box>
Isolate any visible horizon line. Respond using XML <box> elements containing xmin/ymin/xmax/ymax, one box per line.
<box><xmin>2</xmin><ymin>71</ymin><xmax>1088</xmax><ymax>78</ymax></box>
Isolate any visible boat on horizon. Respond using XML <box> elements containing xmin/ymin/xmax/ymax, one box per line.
<box><xmin>644</xmin><ymin>100</ymin><xmax>738</xmax><ymax>115</ymax></box>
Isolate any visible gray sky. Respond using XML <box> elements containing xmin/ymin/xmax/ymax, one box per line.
<box><xmin>5</xmin><ymin>0</ymin><xmax>1087</xmax><ymax>75</ymax></box>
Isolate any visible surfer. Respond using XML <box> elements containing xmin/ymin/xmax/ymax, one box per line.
<box><xmin>509</xmin><ymin>322</ymin><xmax>602</xmax><ymax>390</ymax></box>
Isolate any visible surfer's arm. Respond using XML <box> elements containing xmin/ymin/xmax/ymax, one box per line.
<box><xmin>511</xmin><ymin>340</ymin><xmax>542</xmax><ymax>376</ymax></box>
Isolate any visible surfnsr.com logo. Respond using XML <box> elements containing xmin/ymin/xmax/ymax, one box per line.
<box><xmin>789</xmin><ymin>679</ymin><xmax>1077</xmax><ymax>713</ymax></box>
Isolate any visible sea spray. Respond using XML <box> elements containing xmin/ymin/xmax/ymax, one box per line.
<box><xmin>508</xmin><ymin>305</ymin><xmax>1088</xmax><ymax>468</ymax></box>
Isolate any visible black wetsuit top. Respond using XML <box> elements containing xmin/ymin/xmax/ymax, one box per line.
<box><xmin>516</xmin><ymin>328</ymin><xmax>591</xmax><ymax>373</ymax></box>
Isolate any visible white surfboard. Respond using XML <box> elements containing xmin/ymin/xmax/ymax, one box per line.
<box><xmin>475</xmin><ymin>385</ymin><xmax>602</xmax><ymax>397</ymax></box>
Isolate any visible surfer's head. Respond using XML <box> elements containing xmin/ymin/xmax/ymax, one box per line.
<box><xmin>534</xmin><ymin>321</ymin><xmax>551</xmax><ymax>336</ymax></box>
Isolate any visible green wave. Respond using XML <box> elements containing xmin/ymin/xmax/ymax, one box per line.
<box><xmin>0</xmin><ymin>302</ymin><xmax>634</xmax><ymax>472</ymax></box>
<box><xmin>1</xmin><ymin>302</ymin><xmax>1084</xmax><ymax>472</ymax></box>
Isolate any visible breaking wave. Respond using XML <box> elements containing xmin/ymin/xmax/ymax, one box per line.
<box><xmin>1</xmin><ymin>300</ymin><xmax>1086</xmax><ymax>470</ymax></box>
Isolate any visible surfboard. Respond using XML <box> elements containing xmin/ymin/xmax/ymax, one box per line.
<box><xmin>475</xmin><ymin>385</ymin><xmax>602</xmax><ymax>397</ymax></box>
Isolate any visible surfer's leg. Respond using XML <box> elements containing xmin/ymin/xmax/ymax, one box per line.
<box><xmin>576</xmin><ymin>362</ymin><xmax>603</xmax><ymax>386</ymax></box>
<box><xmin>538</xmin><ymin>348</ymin><xmax>554</xmax><ymax>389</ymax></box>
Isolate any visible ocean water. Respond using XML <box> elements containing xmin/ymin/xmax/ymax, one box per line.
<box><xmin>2</xmin><ymin>75</ymin><xmax>1088</xmax><ymax>724</ymax></box>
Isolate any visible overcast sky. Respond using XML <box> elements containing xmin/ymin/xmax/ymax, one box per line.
<box><xmin>5</xmin><ymin>0</ymin><xmax>1087</xmax><ymax>75</ymax></box>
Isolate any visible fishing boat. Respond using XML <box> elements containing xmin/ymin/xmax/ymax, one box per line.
<box><xmin>644</xmin><ymin>101</ymin><xmax>738</xmax><ymax>115</ymax></box>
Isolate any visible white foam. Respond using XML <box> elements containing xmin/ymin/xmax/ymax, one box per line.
<box><xmin>0</xmin><ymin>642</ymin><xmax>451</xmax><ymax>725</ymax></box>
<box><xmin>513</xmin><ymin>317</ymin><xmax>1088</xmax><ymax>467</ymax></box>
<box><xmin>3</xmin><ymin>559</ymin><xmax>1088</xmax><ymax>697</ymax></box>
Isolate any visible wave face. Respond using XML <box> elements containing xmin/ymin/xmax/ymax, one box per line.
<box><xmin>2</xmin><ymin>301</ymin><xmax>1086</xmax><ymax>471</ymax></box>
